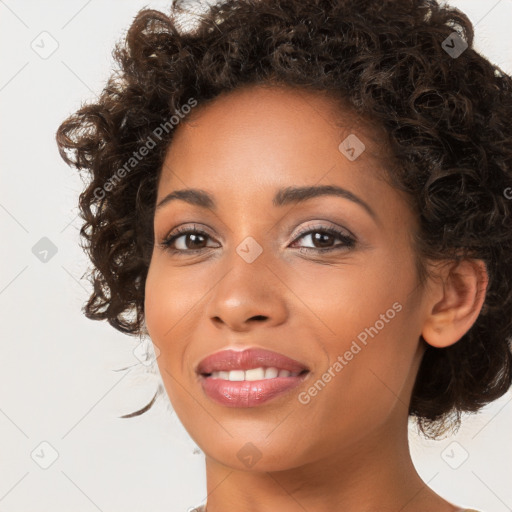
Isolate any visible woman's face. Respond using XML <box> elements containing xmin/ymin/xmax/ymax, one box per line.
<box><xmin>145</xmin><ymin>85</ymin><xmax>430</xmax><ymax>471</ymax></box>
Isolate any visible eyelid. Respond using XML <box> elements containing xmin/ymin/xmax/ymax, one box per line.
<box><xmin>292</xmin><ymin>221</ymin><xmax>355</xmax><ymax>240</ymax></box>
<box><xmin>160</xmin><ymin>220</ymin><xmax>353</xmax><ymax>244</ymax></box>
<box><xmin>159</xmin><ymin>220</ymin><xmax>357</xmax><ymax>255</ymax></box>
<box><xmin>161</xmin><ymin>223</ymin><xmax>217</xmax><ymax>245</ymax></box>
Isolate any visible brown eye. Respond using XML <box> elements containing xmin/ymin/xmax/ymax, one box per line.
<box><xmin>291</xmin><ymin>225</ymin><xmax>356</xmax><ymax>253</ymax></box>
<box><xmin>159</xmin><ymin>224</ymin><xmax>356</xmax><ymax>256</ymax></box>
<box><xmin>160</xmin><ymin>225</ymin><xmax>219</xmax><ymax>254</ymax></box>
<box><xmin>177</xmin><ymin>232</ymin><xmax>208</xmax><ymax>250</ymax></box>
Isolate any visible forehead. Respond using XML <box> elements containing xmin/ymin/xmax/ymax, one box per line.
<box><xmin>154</xmin><ymin>84</ymin><xmax>417</xmax><ymax>248</ymax></box>
<box><xmin>158</xmin><ymin>84</ymin><xmax>394</xmax><ymax>191</ymax></box>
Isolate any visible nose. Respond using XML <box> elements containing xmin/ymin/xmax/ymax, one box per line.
<box><xmin>204</xmin><ymin>250</ymin><xmax>288</xmax><ymax>333</ymax></box>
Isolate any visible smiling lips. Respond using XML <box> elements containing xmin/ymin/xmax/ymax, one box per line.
<box><xmin>196</xmin><ymin>348</ymin><xmax>310</xmax><ymax>407</ymax></box>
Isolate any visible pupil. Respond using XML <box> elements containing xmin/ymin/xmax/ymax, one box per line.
<box><xmin>314</xmin><ymin>232</ymin><xmax>332</xmax><ymax>247</ymax></box>
<box><xmin>188</xmin><ymin>234</ymin><xmax>205</xmax><ymax>248</ymax></box>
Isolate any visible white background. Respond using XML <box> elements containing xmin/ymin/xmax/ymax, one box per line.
<box><xmin>1</xmin><ymin>1</ymin><xmax>511</xmax><ymax>511</ymax></box>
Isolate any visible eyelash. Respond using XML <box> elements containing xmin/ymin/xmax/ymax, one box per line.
<box><xmin>159</xmin><ymin>223</ymin><xmax>356</xmax><ymax>256</ymax></box>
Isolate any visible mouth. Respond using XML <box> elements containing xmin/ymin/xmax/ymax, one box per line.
<box><xmin>196</xmin><ymin>348</ymin><xmax>310</xmax><ymax>407</ymax></box>
<box><xmin>204</xmin><ymin>367</ymin><xmax>309</xmax><ymax>380</ymax></box>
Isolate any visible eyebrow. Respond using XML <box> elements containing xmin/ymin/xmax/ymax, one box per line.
<box><xmin>155</xmin><ymin>185</ymin><xmax>378</xmax><ymax>222</ymax></box>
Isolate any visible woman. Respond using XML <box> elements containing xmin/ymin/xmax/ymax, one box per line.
<box><xmin>55</xmin><ymin>0</ymin><xmax>512</xmax><ymax>510</ymax></box>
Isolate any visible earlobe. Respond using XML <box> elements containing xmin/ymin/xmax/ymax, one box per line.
<box><xmin>421</xmin><ymin>259</ymin><xmax>489</xmax><ymax>349</ymax></box>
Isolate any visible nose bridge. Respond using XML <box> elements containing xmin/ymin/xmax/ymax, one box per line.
<box><xmin>204</xmin><ymin>233</ymin><xmax>288</xmax><ymax>329</ymax></box>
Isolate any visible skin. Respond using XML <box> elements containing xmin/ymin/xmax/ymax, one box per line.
<box><xmin>144</xmin><ymin>84</ymin><xmax>488</xmax><ymax>512</ymax></box>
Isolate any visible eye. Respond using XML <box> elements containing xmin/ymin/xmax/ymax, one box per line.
<box><xmin>290</xmin><ymin>224</ymin><xmax>356</xmax><ymax>253</ymax></box>
<box><xmin>160</xmin><ymin>224</ymin><xmax>219</xmax><ymax>254</ymax></box>
<box><xmin>159</xmin><ymin>223</ymin><xmax>356</xmax><ymax>255</ymax></box>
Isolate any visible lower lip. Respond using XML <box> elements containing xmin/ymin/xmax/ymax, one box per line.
<box><xmin>199</xmin><ymin>374</ymin><xmax>308</xmax><ymax>407</ymax></box>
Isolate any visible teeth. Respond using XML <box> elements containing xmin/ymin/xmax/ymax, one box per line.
<box><xmin>209</xmin><ymin>367</ymin><xmax>301</xmax><ymax>381</ymax></box>
<box><xmin>245</xmin><ymin>367</ymin><xmax>265</xmax><ymax>381</ymax></box>
<box><xmin>264</xmin><ymin>367</ymin><xmax>279</xmax><ymax>379</ymax></box>
<box><xmin>228</xmin><ymin>370</ymin><xmax>245</xmax><ymax>381</ymax></box>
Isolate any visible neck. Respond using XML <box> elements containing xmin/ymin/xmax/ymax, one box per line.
<box><xmin>202</xmin><ymin>412</ymin><xmax>459</xmax><ymax>512</ymax></box>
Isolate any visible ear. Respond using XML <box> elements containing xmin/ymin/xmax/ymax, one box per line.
<box><xmin>421</xmin><ymin>259</ymin><xmax>489</xmax><ymax>348</ymax></box>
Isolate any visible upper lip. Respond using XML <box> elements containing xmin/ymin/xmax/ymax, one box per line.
<box><xmin>196</xmin><ymin>348</ymin><xmax>310</xmax><ymax>375</ymax></box>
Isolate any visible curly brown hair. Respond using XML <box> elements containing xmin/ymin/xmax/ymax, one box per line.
<box><xmin>55</xmin><ymin>0</ymin><xmax>512</xmax><ymax>438</ymax></box>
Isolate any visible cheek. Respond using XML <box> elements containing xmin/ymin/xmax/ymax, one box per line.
<box><xmin>144</xmin><ymin>260</ymin><xmax>188</xmax><ymax>372</ymax></box>
<box><xmin>335</xmin><ymin>250</ymin><xmax>421</xmax><ymax>379</ymax></box>
<box><xmin>144</xmin><ymin>264</ymin><xmax>191</xmax><ymax>411</ymax></box>
<box><xmin>284</xmin><ymin>247</ymin><xmax>408</xmax><ymax>342</ymax></box>
<box><xmin>298</xmin><ymin>249</ymin><xmax>420</xmax><ymax>410</ymax></box>
<box><xmin>144</xmin><ymin>258</ymin><xmax>199</xmax><ymax>342</ymax></box>
<box><xmin>144</xmin><ymin>268</ymin><xmax>169</xmax><ymax>346</ymax></box>
<box><xmin>296</xmin><ymin>309</ymin><xmax>419</xmax><ymax>452</ymax></box>
<box><xmin>144</xmin><ymin>258</ymin><xmax>211</xmax><ymax>396</ymax></box>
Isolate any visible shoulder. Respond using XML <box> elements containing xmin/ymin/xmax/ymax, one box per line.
<box><xmin>188</xmin><ymin>505</ymin><xmax>483</xmax><ymax>512</ymax></box>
